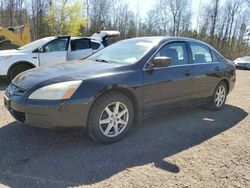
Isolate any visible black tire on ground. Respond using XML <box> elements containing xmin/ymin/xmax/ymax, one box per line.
<box><xmin>88</xmin><ymin>91</ymin><xmax>134</xmax><ymax>144</ymax></box>
<box><xmin>9</xmin><ymin>64</ymin><xmax>33</xmax><ymax>81</ymax></box>
<box><xmin>206</xmin><ymin>81</ymin><xmax>228</xmax><ymax>111</ymax></box>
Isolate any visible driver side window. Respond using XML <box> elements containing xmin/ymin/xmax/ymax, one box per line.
<box><xmin>155</xmin><ymin>42</ymin><xmax>188</xmax><ymax>66</ymax></box>
<box><xmin>42</xmin><ymin>38</ymin><xmax>68</xmax><ymax>52</ymax></box>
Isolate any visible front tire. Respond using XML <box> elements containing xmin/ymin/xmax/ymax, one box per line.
<box><xmin>88</xmin><ymin>92</ymin><xmax>134</xmax><ymax>144</ymax></box>
<box><xmin>206</xmin><ymin>81</ymin><xmax>228</xmax><ymax>111</ymax></box>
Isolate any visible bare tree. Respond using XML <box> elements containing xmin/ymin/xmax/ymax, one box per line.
<box><xmin>0</xmin><ymin>0</ymin><xmax>249</xmax><ymax>59</ymax></box>
<box><xmin>209</xmin><ymin>0</ymin><xmax>220</xmax><ymax>40</ymax></box>
<box><xmin>30</xmin><ymin>0</ymin><xmax>50</xmax><ymax>39</ymax></box>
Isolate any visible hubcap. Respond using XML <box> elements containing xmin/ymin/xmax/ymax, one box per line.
<box><xmin>215</xmin><ymin>85</ymin><xmax>226</xmax><ymax>107</ymax></box>
<box><xmin>99</xmin><ymin>102</ymin><xmax>129</xmax><ymax>137</ymax></box>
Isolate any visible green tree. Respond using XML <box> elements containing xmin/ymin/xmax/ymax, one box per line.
<box><xmin>47</xmin><ymin>0</ymin><xmax>86</xmax><ymax>36</ymax></box>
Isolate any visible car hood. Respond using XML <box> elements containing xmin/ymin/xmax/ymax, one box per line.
<box><xmin>13</xmin><ymin>60</ymin><xmax>124</xmax><ymax>90</ymax></box>
<box><xmin>235</xmin><ymin>61</ymin><xmax>250</xmax><ymax>64</ymax></box>
<box><xmin>0</xmin><ymin>49</ymin><xmax>26</xmax><ymax>56</ymax></box>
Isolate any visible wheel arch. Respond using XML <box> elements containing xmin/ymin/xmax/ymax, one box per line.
<box><xmin>8</xmin><ymin>61</ymin><xmax>36</xmax><ymax>75</ymax></box>
<box><xmin>88</xmin><ymin>85</ymin><xmax>141</xmax><ymax>125</ymax></box>
<box><xmin>218</xmin><ymin>78</ymin><xmax>230</xmax><ymax>94</ymax></box>
<box><xmin>7</xmin><ymin>61</ymin><xmax>36</xmax><ymax>79</ymax></box>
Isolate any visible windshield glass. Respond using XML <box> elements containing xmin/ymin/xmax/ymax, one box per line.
<box><xmin>18</xmin><ymin>37</ymin><xmax>55</xmax><ymax>51</ymax></box>
<box><xmin>242</xmin><ymin>57</ymin><xmax>250</xmax><ymax>61</ymax></box>
<box><xmin>236</xmin><ymin>57</ymin><xmax>250</xmax><ymax>62</ymax></box>
<box><xmin>87</xmin><ymin>38</ymin><xmax>160</xmax><ymax>64</ymax></box>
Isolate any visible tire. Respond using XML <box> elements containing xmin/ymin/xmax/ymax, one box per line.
<box><xmin>9</xmin><ymin>64</ymin><xmax>33</xmax><ymax>81</ymax></box>
<box><xmin>88</xmin><ymin>91</ymin><xmax>134</xmax><ymax>144</ymax></box>
<box><xmin>206</xmin><ymin>81</ymin><xmax>228</xmax><ymax>111</ymax></box>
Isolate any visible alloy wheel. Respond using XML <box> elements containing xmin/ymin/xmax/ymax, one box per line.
<box><xmin>99</xmin><ymin>102</ymin><xmax>129</xmax><ymax>137</ymax></box>
<box><xmin>215</xmin><ymin>85</ymin><xmax>226</xmax><ymax>107</ymax></box>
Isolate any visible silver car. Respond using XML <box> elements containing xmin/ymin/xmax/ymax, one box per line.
<box><xmin>234</xmin><ymin>56</ymin><xmax>250</xmax><ymax>69</ymax></box>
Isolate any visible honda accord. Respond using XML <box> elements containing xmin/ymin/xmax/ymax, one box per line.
<box><xmin>4</xmin><ymin>37</ymin><xmax>236</xmax><ymax>143</ymax></box>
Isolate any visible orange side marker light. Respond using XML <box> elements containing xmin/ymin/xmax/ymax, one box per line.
<box><xmin>62</xmin><ymin>88</ymin><xmax>76</xmax><ymax>99</ymax></box>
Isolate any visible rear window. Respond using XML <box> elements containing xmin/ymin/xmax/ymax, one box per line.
<box><xmin>189</xmin><ymin>42</ymin><xmax>212</xmax><ymax>64</ymax></box>
<box><xmin>71</xmin><ymin>39</ymin><xmax>90</xmax><ymax>51</ymax></box>
<box><xmin>211</xmin><ymin>50</ymin><xmax>227</xmax><ymax>63</ymax></box>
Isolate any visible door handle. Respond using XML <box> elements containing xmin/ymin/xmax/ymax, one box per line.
<box><xmin>214</xmin><ymin>66</ymin><xmax>220</xmax><ymax>71</ymax></box>
<box><xmin>32</xmin><ymin>56</ymin><xmax>38</xmax><ymax>59</ymax></box>
<box><xmin>183</xmin><ymin>70</ymin><xmax>192</xmax><ymax>76</ymax></box>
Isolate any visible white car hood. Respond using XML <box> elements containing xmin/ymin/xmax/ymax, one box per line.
<box><xmin>0</xmin><ymin>49</ymin><xmax>27</xmax><ymax>56</ymax></box>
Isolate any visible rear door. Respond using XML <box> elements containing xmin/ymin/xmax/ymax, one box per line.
<box><xmin>188</xmin><ymin>42</ymin><xmax>224</xmax><ymax>99</ymax></box>
<box><xmin>68</xmin><ymin>38</ymin><xmax>92</xmax><ymax>60</ymax></box>
<box><xmin>38</xmin><ymin>37</ymin><xmax>70</xmax><ymax>66</ymax></box>
<box><xmin>143</xmin><ymin>41</ymin><xmax>194</xmax><ymax>109</ymax></box>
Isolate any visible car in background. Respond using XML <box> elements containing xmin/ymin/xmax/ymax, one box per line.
<box><xmin>0</xmin><ymin>31</ymin><xmax>120</xmax><ymax>80</ymax></box>
<box><xmin>233</xmin><ymin>56</ymin><xmax>250</xmax><ymax>69</ymax></box>
<box><xmin>4</xmin><ymin>37</ymin><xmax>236</xmax><ymax>143</ymax></box>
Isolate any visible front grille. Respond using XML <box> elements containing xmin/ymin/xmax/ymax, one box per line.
<box><xmin>7</xmin><ymin>83</ymin><xmax>26</xmax><ymax>96</ymax></box>
<box><xmin>10</xmin><ymin>109</ymin><xmax>26</xmax><ymax>123</ymax></box>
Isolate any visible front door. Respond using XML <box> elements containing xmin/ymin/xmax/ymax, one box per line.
<box><xmin>38</xmin><ymin>37</ymin><xmax>70</xmax><ymax>66</ymax></box>
<box><xmin>143</xmin><ymin>42</ymin><xmax>194</xmax><ymax>109</ymax></box>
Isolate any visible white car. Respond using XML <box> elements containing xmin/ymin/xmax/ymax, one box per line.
<box><xmin>0</xmin><ymin>31</ymin><xmax>120</xmax><ymax>80</ymax></box>
<box><xmin>234</xmin><ymin>56</ymin><xmax>250</xmax><ymax>70</ymax></box>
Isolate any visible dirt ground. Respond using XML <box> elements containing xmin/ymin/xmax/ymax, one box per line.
<box><xmin>0</xmin><ymin>70</ymin><xmax>249</xmax><ymax>188</ymax></box>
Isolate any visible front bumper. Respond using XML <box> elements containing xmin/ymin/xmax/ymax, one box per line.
<box><xmin>4</xmin><ymin>94</ymin><xmax>91</xmax><ymax>128</ymax></box>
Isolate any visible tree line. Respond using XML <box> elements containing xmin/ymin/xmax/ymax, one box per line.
<box><xmin>0</xmin><ymin>0</ymin><xmax>249</xmax><ymax>60</ymax></box>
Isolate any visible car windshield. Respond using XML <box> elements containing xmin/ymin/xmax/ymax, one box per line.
<box><xmin>18</xmin><ymin>37</ymin><xmax>55</xmax><ymax>51</ymax></box>
<box><xmin>87</xmin><ymin>39</ymin><xmax>160</xmax><ymax>64</ymax></box>
<box><xmin>242</xmin><ymin>57</ymin><xmax>250</xmax><ymax>61</ymax></box>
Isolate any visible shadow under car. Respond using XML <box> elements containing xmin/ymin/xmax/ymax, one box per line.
<box><xmin>0</xmin><ymin>104</ymin><xmax>248</xmax><ymax>188</ymax></box>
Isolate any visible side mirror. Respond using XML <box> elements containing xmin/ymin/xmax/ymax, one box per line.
<box><xmin>151</xmin><ymin>56</ymin><xmax>171</xmax><ymax>68</ymax></box>
<box><xmin>38</xmin><ymin>47</ymin><xmax>44</xmax><ymax>53</ymax></box>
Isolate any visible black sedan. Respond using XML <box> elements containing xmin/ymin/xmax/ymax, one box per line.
<box><xmin>4</xmin><ymin>37</ymin><xmax>236</xmax><ymax>143</ymax></box>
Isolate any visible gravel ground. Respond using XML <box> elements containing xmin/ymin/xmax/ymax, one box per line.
<box><xmin>0</xmin><ymin>70</ymin><xmax>249</xmax><ymax>188</ymax></box>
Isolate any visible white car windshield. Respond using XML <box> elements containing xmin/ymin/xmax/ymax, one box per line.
<box><xmin>87</xmin><ymin>38</ymin><xmax>161</xmax><ymax>64</ymax></box>
<box><xmin>18</xmin><ymin>37</ymin><xmax>55</xmax><ymax>52</ymax></box>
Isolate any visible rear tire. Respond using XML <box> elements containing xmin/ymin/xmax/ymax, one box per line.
<box><xmin>206</xmin><ymin>81</ymin><xmax>228</xmax><ymax>111</ymax></box>
<box><xmin>88</xmin><ymin>91</ymin><xmax>134</xmax><ymax>144</ymax></box>
<box><xmin>9</xmin><ymin>64</ymin><xmax>33</xmax><ymax>81</ymax></box>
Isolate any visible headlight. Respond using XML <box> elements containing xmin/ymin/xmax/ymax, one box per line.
<box><xmin>28</xmin><ymin>80</ymin><xmax>82</xmax><ymax>100</ymax></box>
<box><xmin>0</xmin><ymin>55</ymin><xmax>12</xmax><ymax>60</ymax></box>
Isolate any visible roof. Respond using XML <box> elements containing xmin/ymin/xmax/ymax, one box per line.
<box><xmin>117</xmin><ymin>36</ymin><xmax>210</xmax><ymax>47</ymax></box>
<box><xmin>120</xmin><ymin>36</ymin><xmax>224</xmax><ymax>57</ymax></box>
<box><xmin>121</xmin><ymin>36</ymin><xmax>208</xmax><ymax>44</ymax></box>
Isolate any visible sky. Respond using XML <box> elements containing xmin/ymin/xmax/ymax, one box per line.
<box><xmin>125</xmin><ymin>0</ymin><xmax>203</xmax><ymax>29</ymax></box>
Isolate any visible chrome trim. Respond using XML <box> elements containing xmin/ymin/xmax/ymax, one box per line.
<box><xmin>143</xmin><ymin>39</ymin><xmax>221</xmax><ymax>71</ymax></box>
<box><xmin>144</xmin><ymin>62</ymin><xmax>221</xmax><ymax>71</ymax></box>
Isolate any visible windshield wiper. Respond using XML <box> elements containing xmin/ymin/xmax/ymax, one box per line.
<box><xmin>94</xmin><ymin>59</ymin><xmax>110</xmax><ymax>63</ymax></box>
